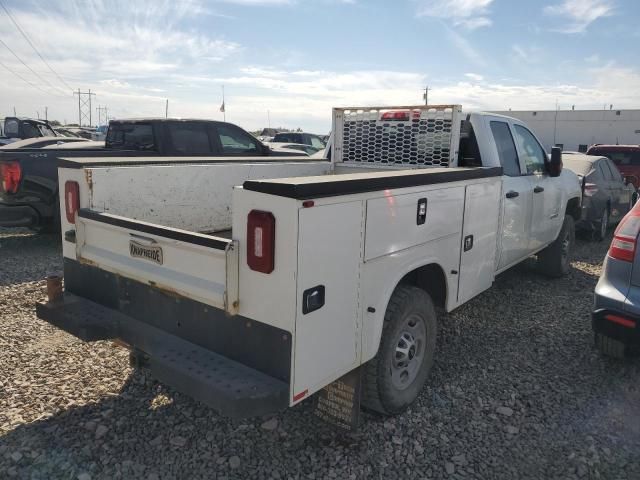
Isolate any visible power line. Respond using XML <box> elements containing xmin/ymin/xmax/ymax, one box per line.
<box><xmin>0</xmin><ymin>58</ymin><xmax>55</xmax><ymax>96</ymax></box>
<box><xmin>0</xmin><ymin>37</ymin><xmax>68</xmax><ymax>97</ymax></box>
<box><xmin>0</xmin><ymin>0</ymin><xmax>74</xmax><ymax>92</ymax></box>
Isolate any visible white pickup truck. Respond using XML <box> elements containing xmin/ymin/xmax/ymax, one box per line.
<box><xmin>37</xmin><ymin>105</ymin><xmax>582</xmax><ymax>421</ymax></box>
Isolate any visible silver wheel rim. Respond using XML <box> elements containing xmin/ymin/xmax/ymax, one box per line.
<box><xmin>390</xmin><ymin>314</ymin><xmax>426</xmax><ymax>390</ymax></box>
<box><xmin>600</xmin><ymin>211</ymin><xmax>608</xmax><ymax>239</ymax></box>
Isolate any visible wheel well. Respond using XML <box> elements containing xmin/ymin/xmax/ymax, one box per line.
<box><xmin>399</xmin><ymin>263</ymin><xmax>447</xmax><ymax>308</ymax></box>
<box><xmin>566</xmin><ymin>196</ymin><xmax>581</xmax><ymax>221</ymax></box>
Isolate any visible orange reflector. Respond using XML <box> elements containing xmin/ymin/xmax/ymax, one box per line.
<box><xmin>293</xmin><ymin>389</ymin><xmax>308</xmax><ymax>402</ymax></box>
<box><xmin>605</xmin><ymin>314</ymin><xmax>636</xmax><ymax>329</ymax></box>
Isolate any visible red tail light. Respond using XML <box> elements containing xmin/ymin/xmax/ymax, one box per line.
<box><xmin>247</xmin><ymin>210</ymin><xmax>275</xmax><ymax>273</ymax></box>
<box><xmin>609</xmin><ymin>210</ymin><xmax>640</xmax><ymax>262</ymax></box>
<box><xmin>65</xmin><ymin>181</ymin><xmax>80</xmax><ymax>223</ymax></box>
<box><xmin>1</xmin><ymin>161</ymin><xmax>21</xmax><ymax>194</ymax></box>
<box><xmin>583</xmin><ymin>183</ymin><xmax>598</xmax><ymax>197</ymax></box>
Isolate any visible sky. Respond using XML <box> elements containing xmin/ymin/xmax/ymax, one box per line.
<box><xmin>0</xmin><ymin>0</ymin><xmax>639</xmax><ymax>133</ymax></box>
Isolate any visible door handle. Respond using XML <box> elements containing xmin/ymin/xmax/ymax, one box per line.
<box><xmin>534</xmin><ymin>186</ymin><xmax>544</xmax><ymax>193</ymax></box>
<box><xmin>505</xmin><ymin>191</ymin><xmax>519</xmax><ymax>199</ymax></box>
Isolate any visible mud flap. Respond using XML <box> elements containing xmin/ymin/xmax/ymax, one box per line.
<box><xmin>314</xmin><ymin>367</ymin><xmax>362</xmax><ymax>431</ymax></box>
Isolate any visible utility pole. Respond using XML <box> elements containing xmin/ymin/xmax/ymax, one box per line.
<box><xmin>13</xmin><ymin>107</ymin><xmax>16</xmax><ymax>116</ymax></box>
<box><xmin>74</xmin><ymin>89</ymin><xmax>96</xmax><ymax>126</ymax></box>
<box><xmin>220</xmin><ymin>85</ymin><xmax>226</xmax><ymax>122</ymax></box>
<box><xmin>553</xmin><ymin>99</ymin><xmax>559</xmax><ymax>146</ymax></box>
<box><xmin>267</xmin><ymin>110</ymin><xmax>271</xmax><ymax>129</ymax></box>
<box><xmin>165</xmin><ymin>99</ymin><xmax>168</xmax><ymax>118</ymax></box>
<box><xmin>44</xmin><ymin>106</ymin><xmax>48</xmax><ymax>121</ymax></box>
<box><xmin>96</xmin><ymin>106</ymin><xmax>108</xmax><ymax>125</ymax></box>
<box><xmin>423</xmin><ymin>86</ymin><xmax>430</xmax><ymax>105</ymax></box>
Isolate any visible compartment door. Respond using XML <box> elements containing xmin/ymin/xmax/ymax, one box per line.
<box><xmin>457</xmin><ymin>182</ymin><xmax>501</xmax><ymax>305</ymax></box>
<box><xmin>293</xmin><ymin>201</ymin><xmax>363</xmax><ymax>397</ymax></box>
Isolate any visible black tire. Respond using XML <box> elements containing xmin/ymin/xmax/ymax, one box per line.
<box><xmin>595</xmin><ymin>333</ymin><xmax>625</xmax><ymax>359</ymax></box>
<box><xmin>538</xmin><ymin>215</ymin><xmax>575</xmax><ymax>277</ymax></box>
<box><xmin>362</xmin><ymin>285</ymin><xmax>437</xmax><ymax>415</ymax></box>
<box><xmin>595</xmin><ymin>208</ymin><xmax>608</xmax><ymax>242</ymax></box>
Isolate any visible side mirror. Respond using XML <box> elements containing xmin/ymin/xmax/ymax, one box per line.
<box><xmin>548</xmin><ymin>147</ymin><xmax>563</xmax><ymax>177</ymax></box>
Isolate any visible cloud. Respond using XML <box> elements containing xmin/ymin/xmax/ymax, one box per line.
<box><xmin>213</xmin><ymin>0</ymin><xmax>295</xmax><ymax>5</ymax></box>
<box><xmin>416</xmin><ymin>0</ymin><xmax>494</xmax><ymax>29</ymax></box>
<box><xmin>0</xmin><ymin>1</ymin><xmax>240</xmax><ymax>89</ymax></box>
<box><xmin>464</xmin><ymin>73</ymin><xmax>484</xmax><ymax>82</ymax></box>
<box><xmin>511</xmin><ymin>45</ymin><xmax>542</xmax><ymax>65</ymax></box>
<box><xmin>544</xmin><ymin>0</ymin><xmax>614</xmax><ymax>33</ymax></box>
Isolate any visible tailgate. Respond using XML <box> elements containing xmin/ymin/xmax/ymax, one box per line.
<box><xmin>74</xmin><ymin>209</ymin><xmax>238</xmax><ymax>314</ymax></box>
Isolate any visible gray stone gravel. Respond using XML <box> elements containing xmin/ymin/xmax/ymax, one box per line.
<box><xmin>1</xmin><ymin>227</ymin><xmax>639</xmax><ymax>479</ymax></box>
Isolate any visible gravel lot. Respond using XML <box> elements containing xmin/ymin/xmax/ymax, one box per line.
<box><xmin>1</xmin><ymin>227</ymin><xmax>639</xmax><ymax>479</ymax></box>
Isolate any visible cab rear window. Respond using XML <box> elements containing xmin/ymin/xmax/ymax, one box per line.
<box><xmin>106</xmin><ymin>123</ymin><xmax>155</xmax><ymax>150</ymax></box>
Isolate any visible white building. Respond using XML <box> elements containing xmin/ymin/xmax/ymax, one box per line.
<box><xmin>490</xmin><ymin>109</ymin><xmax>640</xmax><ymax>152</ymax></box>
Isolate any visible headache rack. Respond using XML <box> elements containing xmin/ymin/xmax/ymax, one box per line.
<box><xmin>332</xmin><ymin>105</ymin><xmax>462</xmax><ymax>168</ymax></box>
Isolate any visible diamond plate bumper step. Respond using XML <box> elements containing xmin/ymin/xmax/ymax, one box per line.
<box><xmin>36</xmin><ymin>293</ymin><xmax>289</xmax><ymax>418</ymax></box>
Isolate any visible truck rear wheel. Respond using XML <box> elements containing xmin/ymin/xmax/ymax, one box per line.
<box><xmin>362</xmin><ymin>285</ymin><xmax>437</xmax><ymax>415</ymax></box>
<box><xmin>595</xmin><ymin>333</ymin><xmax>626</xmax><ymax>359</ymax></box>
<box><xmin>538</xmin><ymin>215</ymin><xmax>575</xmax><ymax>277</ymax></box>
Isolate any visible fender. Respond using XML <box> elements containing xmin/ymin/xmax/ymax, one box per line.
<box><xmin>361</xmin><ymin>251</ymin><xmax>452</xmax><ymax>366</ymax></box>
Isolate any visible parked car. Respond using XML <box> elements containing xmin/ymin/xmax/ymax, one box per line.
<box><xmin>35</xmin><ymin>105</ymin><xmax>581</xmax><ymax>423</ymax></box>
<box><xmin>0</xmin><ymin>136</ymin><xmax>89</xmax><ymax>149</ymax></box>
<box><xmin>91</xmin><ymin>125</ymin><xmax>109</xmax><ymax>141</ymax></box>
<box><xmin>562</xmin><ymin>152</ymin><xmax>636</xmax><ymax>241</ymax></box>
<box><xmin>273</xmin><ymin>132</ymin><xmax>326</xmax><ymax>149</ymax></box>
<box><xmin>0</xmin><ymin>119</ymin><xmax>299</xmax><ymax>232</ymax></box>
<box><xmin>265</xmin><ymin>142</ymin><xmax>321</xmax><ymax>156</ymax></box>
<box><xmin>593</xmin><ymin>200</ymin><xmax>640</xmax><ymax>357</ymax></box>
<box><xmin>587</xmin><ymin>144</ymin><xmax>640</xmax><ymax>189</ymax></box>
<box><xmin>54</xmin><ymin>128</ymin><xmax>82</xmax><ymax>138</ymax></box>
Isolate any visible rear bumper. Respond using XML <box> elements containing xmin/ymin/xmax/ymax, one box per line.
<box><xmin>36</xmin><ymin>293</ymin><xmax>289</xmax><ymax>418</ymax></box>
<box><xmin>592</xmin><ymin>308</ymin><xmax>640</xmax><ymax>345</ymax></box>
<box><xmin>0</xmin><ymin>202</ymin><xmax>39</xmax><ymax>227</ymax></box>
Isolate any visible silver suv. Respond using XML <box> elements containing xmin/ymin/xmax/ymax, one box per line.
<box><xmin>593</xmin><ymin>200</ymin><xmax>640</xmax><ymax>357</ymax></box>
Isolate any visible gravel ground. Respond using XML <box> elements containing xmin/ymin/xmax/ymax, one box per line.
<box><xmin>1</xmin><ymin>227</ymin><xmax>639</xmax><ymax>480</ymax></box>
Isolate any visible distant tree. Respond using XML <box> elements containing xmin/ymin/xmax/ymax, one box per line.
<box><xmin>48</xmin><ymin>120</ymin><xmax>61</xmax><ymax>126</ymax></box>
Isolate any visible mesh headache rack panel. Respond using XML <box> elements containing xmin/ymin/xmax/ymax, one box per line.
<box><xmin>333</xmin><ymin>105</ymin><xmax>462</xmax><ymax>168</ymax></box>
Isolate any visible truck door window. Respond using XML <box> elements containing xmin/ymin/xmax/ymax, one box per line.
<box><xmin>167</xmin><ymin>123</ymin><xmax>212</xmax><ymax>155</ymax></box>
<box><xmin>513</xmin><ymin>125</ymin><xmax>546</xmax><ymax>174</ymax></box>
<box><xmin>217</xmin><ymin>125</ymin><xmax>259</xmax><ymax>154</ymax></box>
<box><xmin>106</xmin><ymin>123</ymin><xmax>155</xmax><ymax>150</ymax></box>
<box><xmin>490</xmin><ymin>121</ymin><xmax>520</xmax><ymax>176</ymax></box>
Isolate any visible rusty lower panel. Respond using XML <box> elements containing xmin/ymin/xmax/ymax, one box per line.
<box><xmin>62</xmin><ymin>258</ymin><xmax>292</xmax><ymax>383</ymax></box>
